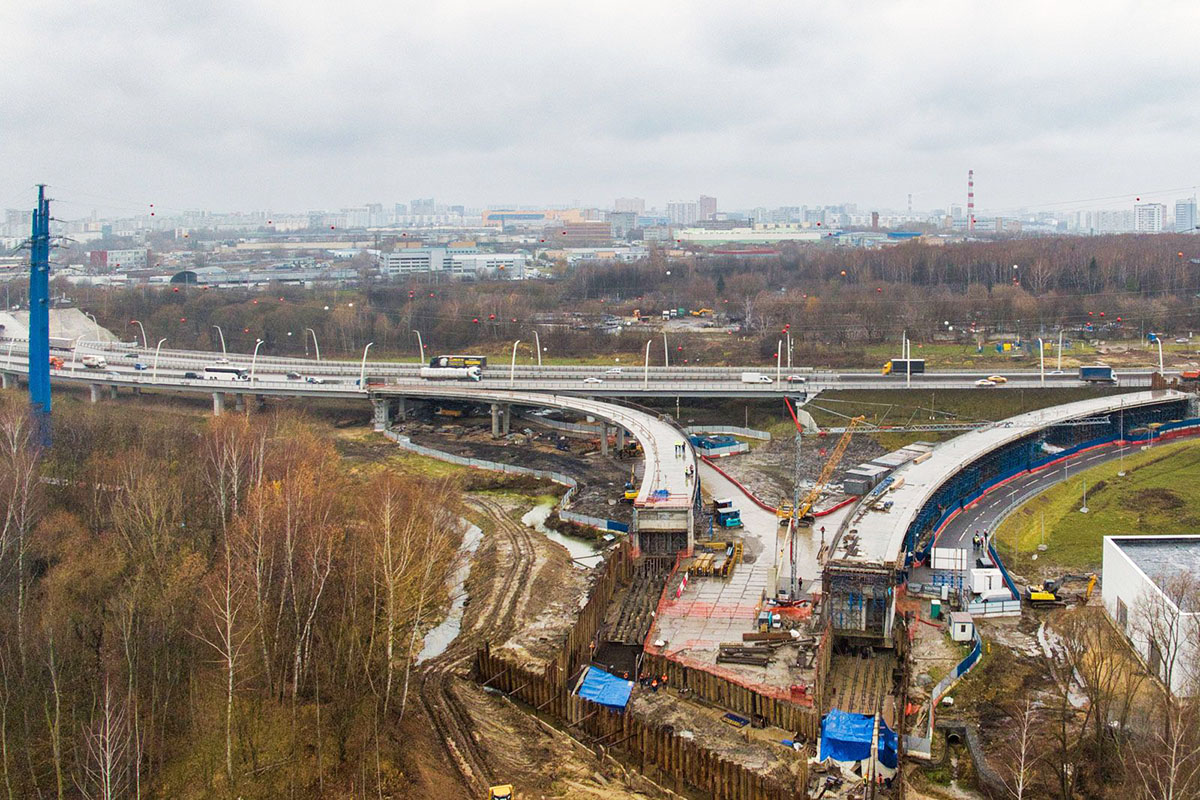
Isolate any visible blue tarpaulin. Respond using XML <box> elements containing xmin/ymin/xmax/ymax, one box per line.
<box><xmin>577</xmin><ymin>666</ymin><xmax>633</xmax><ymax>709</ymax></box>
<box><xmin>818</xmin><ymin>708</ymin><xmax>898</xmax><ymax>768</ymax></box>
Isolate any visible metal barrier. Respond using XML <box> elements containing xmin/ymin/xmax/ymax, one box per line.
<box><xmin>908</xmin><ymin>626</ymin><xmax>985</xmax><ymax>759</ymax></box>
<box><xmin>685</xmin><ymin>424</ymin><xmax>772</xmax><ymax>441</ymax></box>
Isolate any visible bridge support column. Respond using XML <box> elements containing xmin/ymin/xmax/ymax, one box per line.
<box><xmin>395</xmin><ymin>396</ymin><xmax>406</xmax><ymax>420</ymax></box>
<box><xmin>234</xmin><ymin>394</ymin><xmax>245</xmax><ymax>413</ymax></box>
<box><xmin>491</xmin><ymin>403</ymin><xmax>501</xmax><ymax>437</ymax></box>
<box><xmin>108</xmin><ymin>385</ymin><xmax>118</xmax><ymax>400</ymax></box>
<box><xmin>616</xmin><ymin>427</ymin><xmax>626</xmax><ymax>450</ymax></box>
<box><xmin>0</xmin><ymin>373</ymin><xmax>10</xmax><ymax>390</ymax></box>
<box><xmin>601</xmin><ymin>425</ymin><xmax>609</xmax><ymax>456</ymax></box>
<box><xmin>89</xmin><ymin>384</ymin><xmax>101</xmax><ymax>404</ymax></box>
<box><xmin>372</xmin><ymin>397</ymin><xmax>391</xmax><ymax>432</ymax></box>
<box><xmin>212</xmin><ymin>392</ymin><xmax>225</xmax><ymax>416</ymax></box>
<box><xmin>502</xmin><ymin>404</ymin><xmax>511</xmax><ymax>436</ymax></box>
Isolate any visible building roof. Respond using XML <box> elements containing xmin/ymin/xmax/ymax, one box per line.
<box><xmin>1109</xmin><ymin>536</ymin><xmax>1200</xmax><ymax>611</ymax></box>
<box><xmin>949</xmin><ymin>611</ymin><xmax>973</xmax><ymax>625</ymax></box>
<box><xmin>834</xmin><ymin>390</ymin><xmax>1190</xmax><ymax>568</ymax></box>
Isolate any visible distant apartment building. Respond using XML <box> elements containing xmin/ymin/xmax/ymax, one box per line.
<box><xmin>1175</xmin><ymin>198</ymin><xmax>1197</xmax><ymax>233</ymax></box>
<box><xmin>393</xmin><ymin>202</ymin><xmax>408</xmax><ymax>216</ymax></box>
<box><xmin>88</xmin><ymin>248</ymin><xmax>149</xmax><ymax>271</ymax></box>
<box><xmin>377</xmin><ymin>246</ymin><xmax>527</xmax><ymax>279</ymax></box>
<box><xmin>667</xmin><ymin>202</ymin><xmax>699</xmax><ymax>226</ymax></box>
<box><xmin>698</xmin><ymin>195</ymin><xmax>717</xmax><ymax>221</ymax></box>
<box><xmin>614</xmin><ymin>197</ymin><xmax>645</xmax><ymax>214</ymax></box>
<box><xmin>410</xmin><ymin>198</ymin><xmax>436</xmax><ymax>216</ymax></box>
<box><xmin>1134</xmin><ymin>203</ymin><xmax>1167</xmax><ymax>233</ymax></box>
<box><xmin>608</xmin><ymin>211</ymin><xmax>639</xmax><ymax>239</ymax></box>
<box><xmin>541</xmin><ymin>221</ymin><xmax>613</xmax><ymax>246</ymax></box>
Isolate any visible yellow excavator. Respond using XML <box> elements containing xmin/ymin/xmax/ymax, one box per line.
<box><xmin>489</xmin><ymin>786</ymin><xmax>514</xmax><ymax>800</ymax></box>
<box><xmin>1025</xmin><ymin>573</ymin><xmax>1097</xmax><ymax>606</ymax></box>
<box><xmin>777</xmin><ymin>416</ymin><xmax>865</xmax><ymax>526</ymax></box>
<box><xmin>622</xmin><ymin>465</ymin><xmax>638</xmax><ymax>503</ymax></box>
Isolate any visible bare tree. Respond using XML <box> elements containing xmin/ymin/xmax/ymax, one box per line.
<box><xmin>1000</xmin><ymin>698</ymin><xmax>1041</xmax><ymax>799</ymax></box>
<box><xmin>75</xmin><ymin>678</ymin><xmax>131</xmax><ymax>800</ymax></box>
<box><xmin>0</xmin><ymin>401</ymin><xmax>42</xmax><ymax>671</ymax></box>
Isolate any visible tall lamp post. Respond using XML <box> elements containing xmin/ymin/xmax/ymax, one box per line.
<box><xmin>1153</xmin><ymin>334</ymin><xmax>1164</xmax><ymax>373</ymax></box>
<box><xmin>359</xmin><ymin>342</ymin><xmax>374</xmax><ymax>388</ymax></box>
<box><xmin>662</xmin><ymin>332</ymin><xmax>670</xmax><ymax>368</ymax></box>
<box><xmin>129</xmin><ymin>319</ymin><xmax>147</xmax><ymax>349</ymax></box>
<box><xmin>152</xmin><ymin>338</ymin><xmax>167</xmax><ymax>381</ymax></box>
<box><xmin>305</xmin><ymin>328</ymin><xmax>321</xmax><ymax>361</ymax></box>
<box><xmin>644</xmin><ymin>339</ymin><xmax>652</xmax><ymax>388</ymax></box>
<box><xmin>249</xmin><ymin>339</ymin><xmax>264</xmax><ymax>382</ymax></box>
<box><xmin>84</xmin><ymin>311</ymin><xmax>100</xmax><ymax>340</ymax></box>
<box><xmin>1038</xmin><ymin>337</ymin><xmax>1045</xmax><ymax>385</ymax></box>
<box><xmin>412</xmin><ymin>329</ymin><xmax>425</xmax><ymax>364</ymax></box>
<box><xmin>69</xmin><ymin>334</ymin><xmax>86</xmax><ymax>369</ymax></box>
<box><xmin>212</xmin><ymin>325</ymin><xmax>226</xmax><ymax>355</ymax></box>
<box><xmin>532</xmin><ymin>329</ymin><xmax>543</xmax><ymax>367</ymax></box>
<box><xmin>510</xmin><ymin>340</ymin><xmax>521</xmax><ymax>387</ymax></box>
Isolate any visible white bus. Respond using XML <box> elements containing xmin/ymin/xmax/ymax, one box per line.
<box><xmin>204</xmin><ymin>366</ymin><xmax>250</xmax><ymax>381</ymax></box>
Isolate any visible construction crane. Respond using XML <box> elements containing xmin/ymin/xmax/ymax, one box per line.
<box><xmin>778</xmin><ymin>398</ymin><xmax>865</xmax><ymax>598</ymax></box>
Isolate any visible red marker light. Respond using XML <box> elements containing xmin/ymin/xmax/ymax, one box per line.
<box><xmin>172</xmin><ymin>287</ymin><xmax>179</xmax><ymax>292</ymax></box>
<box><xmin>1099</xmin><ymin>312</ymin><xmax>1105</xmax><ymax>317</ymax></box>
<box><xmin>489</xmin><ymin>314</ymin><xmax>495</xmax><ymax>320</ymax></box>
<box><xmin>243</xmin><ymin>328</ymin><xmax>249</xmax><ymax>333</ymax></box>
<box><xmin>472</xmin><ymin>318</ymin><xmax>479</xmax><ymax>323</ymax></box>
<box><xmin>180</xmin><ymin>317</ymin><xmax>186</xmax><ymax>322</ymax></box>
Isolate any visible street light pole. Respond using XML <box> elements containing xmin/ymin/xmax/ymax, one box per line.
<box><xmin>249</xmin><ymin>339</ymin><xmax>264</xmax><ymax>382</ymax></box>
<box><xmin>212</xmin><ymin>325</ymin><xmax>226</xmax><ymax>355</ymax></box>
<box><xmin>412</xmin><ymin>329</ymin><xmax>425</xmax><ymax>364</ymax></box>
<box><xmin>359</xmin><ymin>342</ymin><xmax>374</xmax><ymax>389</ymax></box>
<box><xmin>776</xmin><ymin>340</ymin><xmax>782</xmax><ymax>383</ymax></box>
<box><xmin>305</xmin><ymin>328</ymin><xmax>321</xmax><ymax>362</ymax></box>
<box><xmin>663</xmin><ymin>333</ymin><xmax>669</xmax><ymax>368</ymax></box>
<box><xmin>644</xmin><ymin>339</ymin><xmax>652</xmax><ymax>388</ymax></box>
<box><xmin>152</xmin><ymin>338</ymin><xmax>167</xmax><ymax>381</ymax></box>
<box><xmin>532</xmin><ymin>330</ymin><xmax>542</xmax><ymax>367</ymax></box>
<box><xmin>1155</xmin><ymin>336</ymin><xmax>1164</xmax><ymax>373</ymax></box>
<box><xmin>84</xmin><ymin>312</ymin><xmax>100</xmax><ymax>339</ymax></box>
<box><xmin>510</xmin><ymin>340</ymin><xmax>521</xmax><ymax>387</ymax></box>
<box><xmin>130</xmin><ymin>319</ymin><xmax>147</xmax><ymax>349</ymax></box>
<box><xmin>1038</xmin><ymin>337</ymin><xmax>1044</xmax><ymax>385</ymax></box>
<box><xmin>69</xmin><ymin>334</ymin><xmax>85</xmax><ymax>369</ymax></box>
<box><xmin>1057</xmin><ymin>329</ymin><xmax>1064</xmax><ymax>372</ymax></box>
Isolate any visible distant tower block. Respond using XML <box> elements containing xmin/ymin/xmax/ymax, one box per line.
<box><xmin>907</xmin><ymin>193</ymin><xmax>912</xmax><ymax>215</ymax></box>
<box><xmin>967</xmin><ymin>169</ymin><xmax>975</xmax><ymax>232</ymax></box>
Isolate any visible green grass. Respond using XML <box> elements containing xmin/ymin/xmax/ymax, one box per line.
<box><xmin>995</xmin><ymin>439</ymin><xmax>1200</xmax><ymax>574</ymax></box>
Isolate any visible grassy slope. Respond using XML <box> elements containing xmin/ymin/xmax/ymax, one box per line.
<box><xmin>995</xmin><ymin>439</ymin><xmax>1200</xmax><ymax>574</ymax></box>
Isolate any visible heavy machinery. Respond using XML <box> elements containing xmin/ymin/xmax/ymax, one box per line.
<box><xmin>1025</xmin><ymin>573</ymin><xmax>1097</xmax><ymax>606</ymax></box>
<box><xmin>622</xmin><ymin>466</ymin><xmax>638</xmax><ymax>503</ymax></box>
<box><xmin>489</xmin><ymin>786</ymin><xmax>514</xmax><ymax>799</ymax></box>
<box><xmin>777</xmin><ymin>414</ymin><xmax>865</xmax><ymax>526</ymax></box>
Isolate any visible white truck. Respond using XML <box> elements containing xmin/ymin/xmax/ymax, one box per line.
<box><xmin>419</xmin><ymin>365</ymin><xmax>483</xmax><ymax>382</ymax></box>
<box><xmin>740</xmin><ymin>372</ymin><xmax>772</xmax><ymax>384</ymax></box>
<box><xmin>81</xmin><ymin>355</ymin><xmax>108</xmax><ymax>369</ymax></box>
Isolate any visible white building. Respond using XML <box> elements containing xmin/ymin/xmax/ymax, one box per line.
<box><xmin>1102</xmin><ymin>536</ymin><xmax>1200</xmax><ymax>697</ymax></box>
<box><xmin>377</xmin><ymin>247</ymin><xmax>525</xmax><ymax>279</ymax></box>
<box><xmin>1134</xmin><ymin>203</ymin><xmax>1167</xmax><ymax>233</ymax></box>
<box><xmin>666</xmin><ymin>202</ymin><xmax>699</xmax><ymax>226</ymax></box>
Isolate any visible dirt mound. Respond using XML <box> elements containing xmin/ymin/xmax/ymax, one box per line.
<box><xmin>1130</xmin><ymin>487</ymin><xmax>1184</xmax><ymax>512</ymax></box>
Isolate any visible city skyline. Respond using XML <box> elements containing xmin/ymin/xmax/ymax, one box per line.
<box><xmin>3</xmin><ymin>2</ymin><xmax>1199</xmax><ymax>216</ymax></box>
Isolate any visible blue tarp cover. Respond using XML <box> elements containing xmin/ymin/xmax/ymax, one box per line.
<box><xmin>577</xmin><ymin>666</ymin><xmax>632</xmax><ymax>709</ymax></box>
<box><xmin>819</xmin><ymin>708</ymin><xmax>898</xmax><ymax>767</ymax></box>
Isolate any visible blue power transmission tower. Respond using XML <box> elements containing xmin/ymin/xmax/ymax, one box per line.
<box><xmin>28</xmin><ymin>185</ymin><xmax>51</xmax><ymax>444</ymax></box>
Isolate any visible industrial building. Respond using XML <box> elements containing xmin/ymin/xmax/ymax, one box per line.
<box><xmin>1103</xmin><ymin>535</ymin><xmax>1200</xmax><ymax>697</ymax></box>
<box><xmin>377</xmin><ymin>246</ymin><xmax>527</xmax><ymax>279</ymax></box>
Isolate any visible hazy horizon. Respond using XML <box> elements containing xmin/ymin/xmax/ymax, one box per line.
<box><xmin>3</xmin><ymin>1</ymin><xmax>1198</xmax><ymax>217</ymax></box>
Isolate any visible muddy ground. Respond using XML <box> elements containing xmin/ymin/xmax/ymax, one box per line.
<box><xmin>396</xmin><ymin>407</ymin><xmax>636</xmax><ymax>525</ymax></box>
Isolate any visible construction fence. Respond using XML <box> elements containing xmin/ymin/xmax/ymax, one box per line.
<box><xmin>476</xmin><ymin>646</ymin><xmax>808</xmax><ymax>800</ymax></box>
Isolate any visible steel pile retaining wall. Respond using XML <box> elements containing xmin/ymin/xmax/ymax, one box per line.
<box><xmin>382</xmin><ymin>430</ymin><xmax>628</xmax><ymax>533</ymax></box>
<box><xmin>476</xmin><ymin>646</ymin><xmax>808</xmax><ymax>800</ymax></box>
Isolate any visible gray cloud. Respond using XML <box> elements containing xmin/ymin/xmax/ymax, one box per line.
<box><xmin>2</xmin><ymin>0</ymin><xmax>1198</xmax><ymax>215</ymax></box>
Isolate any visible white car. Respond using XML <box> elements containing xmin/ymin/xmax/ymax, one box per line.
<box><xmin>785</xmin><ymin>375</ymin><xmax>806</xmax><ymax>384</ymax></box>
<box><xmin>1176</xmin><ymin>337</ymin><xmax>1190</xmax><ymax>344</ymax></box>
<box><xmin>583</xmin><ymin>377</ymin><xmax>604</xmax><ymax>384</ymax></box>
<box><xmin>605</xmin><ymin>367</ymin><xmax>623</xmax><ymax>374</ymax></box>
<box><xmin>974</xmin><ymin>378</ymin><xmax>996</xmax><ymax>387</ymax></box>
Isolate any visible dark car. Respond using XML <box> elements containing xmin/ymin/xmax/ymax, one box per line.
<box><xmin>133</xmin><ymin>363</ymin><xmax>148</xmax><ymax>371</ymax></box>
<box><xmin>183</xmin><ymin>371</ymin><xmax>201</xmax><ymax>379</ymax></box>
<box><xmin>286</xmin><ymin>371</ymin><xmax>302</xmax><ymax>380</ymax></box>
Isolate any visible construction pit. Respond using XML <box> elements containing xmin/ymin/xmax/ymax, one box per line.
<box><xmin>370</xmin><ymin>405</ymin><xmax>905</xmax><ymax>799</ymax></box>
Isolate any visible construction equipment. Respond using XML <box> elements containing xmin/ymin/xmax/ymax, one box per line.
<box><xmin>1025</xmin><ymin>573</ymin><xmax>1097</xmax><ymax>606</ymax></box>
<box><xmin>489</xmin><ymin>786</ymin><xmax>514</xmax><ymax>800</ymax></box>
<box><xmin>48</xmin><ymin>356</ymin><xmax>63</xmax><ymax>370</ymax></box>
<box><xmin>622</xmin><ymin>466</ymin><xmax>638</xmax><ymax>503</ymax></box>
<box><xmin>712</xmin><ymin>498</ymin><xmax>743</xmax><ymax>528</ymax></box>
<box><xmin>784</xmin><ymin>413</ymin><xmax>865</xmax><ymax>527</ymax></box>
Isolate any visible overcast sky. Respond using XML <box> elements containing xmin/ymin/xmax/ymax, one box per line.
<box><xmin>2</xmin><ymin>1</ymin><xmax>1198</xmax><ymax>217</ymax></box>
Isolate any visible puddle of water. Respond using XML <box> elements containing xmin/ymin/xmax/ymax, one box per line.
<box><xmin>417</xmin><ymin>521</ymin><xmax>483</xmax><ymax>664</ymax></box>
<box><xmin>521</xmin><ymin>502</ymin><xmax>603</xmax><ymax>566</ymax></box>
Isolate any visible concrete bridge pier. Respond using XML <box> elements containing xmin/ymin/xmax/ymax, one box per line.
<box><xmin>491</xmin><ymin>403</ymin><xmax>511</xmax><ymax>437</ymax></box>
<box><xmin>601</xmin><ymin>425</ymin><xmax>610</xmax><ymax>456</ymax></box>
<box><xmin>234</xmin><ymin>394</ymin><xmax>245</xmax><ymax>413</ymax></box>
<box><xmin>212</xmin><ymin>392</ymin><xmax>225</xmax><ymax>416</ymax></box>
<box><xmin>395</xmin><ymin>396</ymin><xmax>406</xmax><ymax>421</ymax></box>
<box><xmin>0</xmin><ymin>373</ymin><xmax>10</xmax><ymax>390</ymax></box>
<box><xmin>372</xmin><ymin>397</ymin><xmax>391</xmax><ymax>431</ymax></box>
<box><xmin>108</xmin><ymin>385</ymin><xmax>118</xmax><ymax>400</ymax></box>
<box><xmin>616</xmin><ymin>427</ymin><xmax>626</xmax><ymax>450</ymax></box>
<box><xmin>89</xmin><ymin>384</ymin><xmax>101</xmax><ymax>403</ymax></box>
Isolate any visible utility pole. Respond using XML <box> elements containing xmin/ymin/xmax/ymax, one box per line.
<box><xmin>28</xmin><ymin>185</ymin><xmax>52</xmax><ymax>444</ymax></box>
